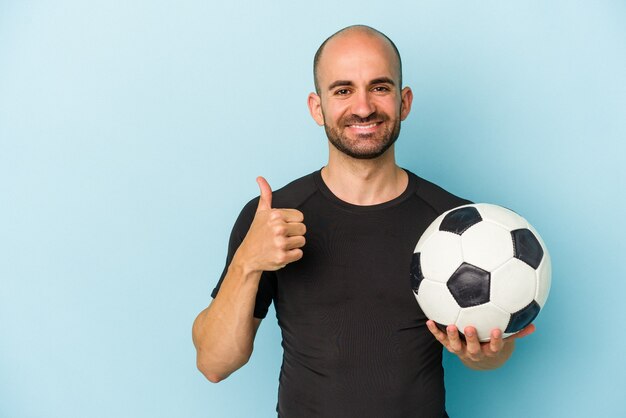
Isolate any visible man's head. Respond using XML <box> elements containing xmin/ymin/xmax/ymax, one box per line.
<box><xmin>308</xmin><ymin>25</ymin><xmax>413</xmax><ymax>160</ymax></box>
<box><xmin>313</xmin><ymin>25</ymin><xmax>403</xmax><ymax>95</ymax></box>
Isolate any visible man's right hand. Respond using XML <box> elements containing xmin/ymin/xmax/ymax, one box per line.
<box><xmin>233</xmin><ymin>176</ymin><xmax>306</xmax><ymax>273</ymax></box>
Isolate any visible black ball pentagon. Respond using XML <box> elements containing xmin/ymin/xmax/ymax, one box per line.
<box><xmin>447</xmin><ymin>262</ymin><xmax>491</xmax><ymax>308</ymax></box>
<box><xmin>410</xmin><ymin>252</ymin><xmax>424</xmax><ymax>294</ymax></box>
<box><xmin>512</xmin><ymin>228</ymin><xmax>544</xmax><ymax>269</ymax></box>
<box><xmin>440</xmin><ymin>206</ymin><xmax>483</xmax><ymax>235</ymax></box>
<box><xmin>505</xmin><ymin>300</ymin><xmax>541</xmax><ymax>333</ymax></box>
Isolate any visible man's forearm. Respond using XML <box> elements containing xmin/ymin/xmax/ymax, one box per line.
<box><xmin>192</xmin><ymin>261</ymin><xmax>262</xmax><ymax>382</ymax></box>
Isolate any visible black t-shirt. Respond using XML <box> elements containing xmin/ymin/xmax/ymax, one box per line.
<box><xmin>212</xmin><ymin>169</ymin><xmax>470</xmax><ymax>418</ymax></box>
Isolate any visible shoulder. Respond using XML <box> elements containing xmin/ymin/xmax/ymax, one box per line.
<box><xmin>267</xmin><ymin>171</ymin><xmax>320</xmax><ymax>209</ymax></box>
<box><xmin>406</xmin><ymin>170</ymin><xmax>472</xmax><ymax>215</ymax></box>
<box><xmin>237</xmin><ymin>171</ymin><xmax>320</xmax><ymax>220</ymax></box>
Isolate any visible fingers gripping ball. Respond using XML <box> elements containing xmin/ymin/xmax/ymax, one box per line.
<box><xmin>411</xmin><ymin>204</ymin><xmax>551</xmax><ymax>342</ymax></box>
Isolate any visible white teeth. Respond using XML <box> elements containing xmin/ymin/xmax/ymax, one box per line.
<box><xmin>351</xmin><ymin>123</ymin><xmax>377</xmax><ymax>129</ymax></box>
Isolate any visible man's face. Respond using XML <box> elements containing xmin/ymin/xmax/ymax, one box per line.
<box><xmin>309</xmin><ymin>31</ymin><xmax>412</xmax><ymax>159</ymax></box>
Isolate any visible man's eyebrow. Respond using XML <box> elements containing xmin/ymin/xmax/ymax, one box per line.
<box><xmin>327</xmin><ymin>80</ymin><xmax>354</xmax><ymax>91</ymax></box>
<box><xmin>370</xmin><ymin>77</ymin><xmax>396</xmax><ymax>86</ymax></box>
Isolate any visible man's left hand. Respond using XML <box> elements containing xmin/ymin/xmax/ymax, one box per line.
<box><xmin>426</xmin><ymin>320</ymin><xmax>536</xmax><ymax>370</ymax></box>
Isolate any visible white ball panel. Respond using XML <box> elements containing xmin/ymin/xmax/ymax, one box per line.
<box><xmin>419</xmin><ymin>231</ymin><xmax>464</xmax><ymax>283</ymax></box>
<box><xmin>456</xmin><ymin>303</ymin><xmax>511</xmax><ymax>342</ymax></box>
<box><xmin>527</xmin><ymin>222</ymin><xmax>551</xmax><ymax>308</ymax></box>
<box><xmin>414</xmin><ymin>212</ymin><xmax>444</xmax><ymax>252</ymax></box>
<box><xmin>535</xmin><ymin>250</ymin><xmax>552</xmax><ymax>308</ymax></box>
<box><xmin>475</xmin><ymin>203</ymin><xmax>528</xmax><ymax>231</ymax></box>
<box><xmin>416</xmin><ymin>279</ymin><xmax>460</xmax><ymax>325</ymax></box>
<box><xmin>461</xmin><ymin>221</ymin><xmax>514</xmax><ymax>272</ymax></box>
<box><xmin>491</xmin><ymin>258</ymin><xmax>537</xmax><ymax>312</ymax></box>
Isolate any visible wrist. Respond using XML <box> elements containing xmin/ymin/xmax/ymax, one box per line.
<box><xmin>230</xmin><ymin>251</ymin><xmax>263</xmax><ymax>279</ymax></box>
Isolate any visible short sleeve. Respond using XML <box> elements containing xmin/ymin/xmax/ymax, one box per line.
<box><xmin>210</xmin><ymin>198</ymin><xmax>277</xmax><ymax>319</ymax></box>
<box><xmin>412</xmin><ymin>173</ymin><xmax>472</xmax><ymax>214</ymax></box>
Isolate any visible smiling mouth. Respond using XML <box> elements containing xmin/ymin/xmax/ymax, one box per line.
<box><xmin>347</xmin><ymin>122</ymin><xmax>380</xmax><ymax>130</ymax></box>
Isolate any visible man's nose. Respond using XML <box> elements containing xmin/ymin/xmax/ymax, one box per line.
<box><xmin>351</xmin><ymin>91</ymin><xmax>375</xmax><ymax>119</ymax></box>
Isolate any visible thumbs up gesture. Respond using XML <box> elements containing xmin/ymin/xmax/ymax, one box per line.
<box><xmin>234</xmin><ymin>177</ymin><xmax>306</xmax><ymax>273</ymax></box>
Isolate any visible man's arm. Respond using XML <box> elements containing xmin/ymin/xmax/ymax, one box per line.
<box><xmin>192</xmin><ymin>263</ymin><xmax>264</xmax><ymax>383</ymax></box>
<box><xmin>192</xmin><ymin>177</ymin><xmax>306</xmax><ymax>383</ymax></box>
<box><xmin>426</xmin><ymin>320</ymin><xmax>536</xmax><ymax>371</ymax></box>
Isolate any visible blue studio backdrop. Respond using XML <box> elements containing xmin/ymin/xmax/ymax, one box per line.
<box><xmin>1</xmin><ymin>1</ymin><xmax>625</xmax><ymax>417</ymax></box>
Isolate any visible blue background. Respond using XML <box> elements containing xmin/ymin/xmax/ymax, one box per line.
<box><xmin>1</xmin><ymin>1</ymin><xmax>625</xmax><ymax>417</ymax></box>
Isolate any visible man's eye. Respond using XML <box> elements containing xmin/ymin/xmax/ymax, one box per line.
<box><xmin>372</xmin><ymin>86</ymin><xmax>390</xmax><ymax>92</ymax></box>
<box><xmin>335</xmin><ymin>89</ymin><xmax>350</xmax><ymax>95</ymax></box>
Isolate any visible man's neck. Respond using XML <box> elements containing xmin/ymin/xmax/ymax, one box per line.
<box><xmin>321</xmin><ymin>145</ymin><xmax>408</xmax><ymax>206</ymax></box>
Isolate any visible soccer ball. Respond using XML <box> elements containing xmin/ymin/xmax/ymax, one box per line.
<box><xmin>411</xmin><ymin>203</ymin><xmax>551</xmax><ymax>342</ymax></box>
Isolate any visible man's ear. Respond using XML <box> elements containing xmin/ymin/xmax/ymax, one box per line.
<box><xmin>308</xmin><ymin>92</ymin><xmax>325</xmax><ymax>126</ymax></box>
<box><xmin>400</xmin><ymin>87</ymin><xmax>413</xmax><ymax>121</ymax></box>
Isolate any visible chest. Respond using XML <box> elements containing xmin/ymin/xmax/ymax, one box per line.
<box><xmin>274</xmin><ymin>203</ymin><xmax>434</xmax><ymax>318</ymax></box>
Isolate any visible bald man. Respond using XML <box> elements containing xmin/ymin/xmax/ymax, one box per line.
<box><xmin>193</xmin><ymin>25</ymin><xmax>533</xmax><ymax>418</ymax></box>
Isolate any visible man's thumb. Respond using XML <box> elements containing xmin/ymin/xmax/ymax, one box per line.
<box><xmin>256</xmin><ymin>176</ymin><xmax>272</xmax><ymax>211</ymax></box>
